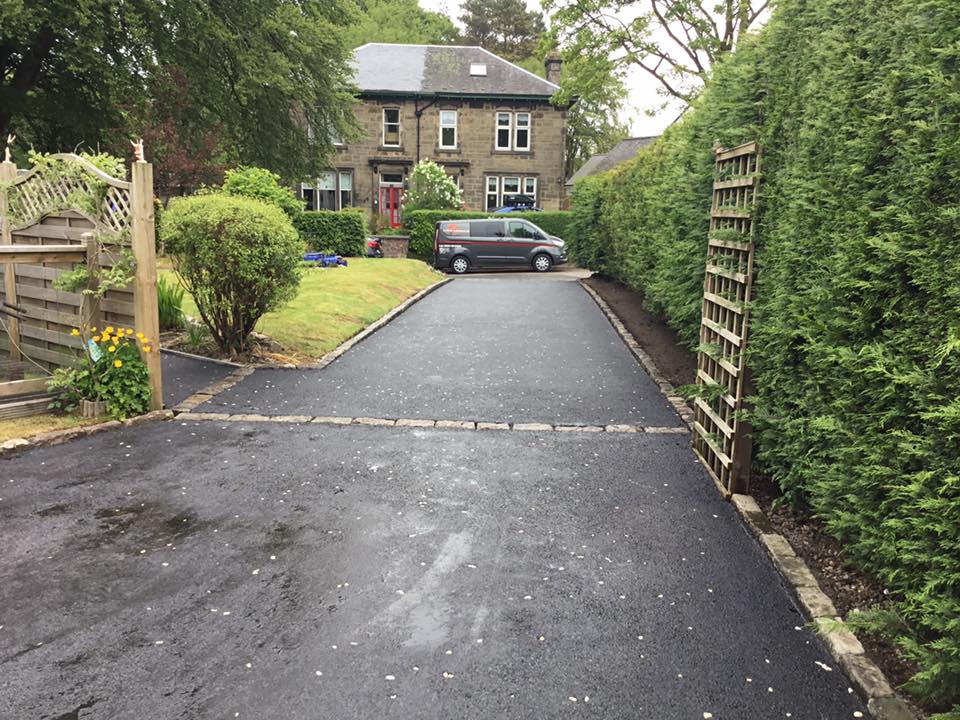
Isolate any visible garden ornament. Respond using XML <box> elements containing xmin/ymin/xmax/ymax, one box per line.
<box><xmin>4</xmin><ymin>135</ymin><xmax>14</xmax><ymax>163</ymax></box>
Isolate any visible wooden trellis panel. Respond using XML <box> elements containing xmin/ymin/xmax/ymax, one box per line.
<box><xmin>692</xmin><ymin>141</ymin><xmax>762</xmax><ymax>495</ymax></box>
<box><xmin>0</xmin><ymin>153</ymin><xmax>162</xmax><ymax>412</ymax></box>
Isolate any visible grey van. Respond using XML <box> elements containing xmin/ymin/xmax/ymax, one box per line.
<box><xmin>433</xmin><ymin>218</ymin><xmax>567</xmax><ymax>274</ymax></box>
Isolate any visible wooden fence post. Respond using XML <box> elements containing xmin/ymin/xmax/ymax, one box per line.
<box><xmin>0</xmin><ymin>159</ymin><xmax>21</xmax><ymax>362</ymax></box>
<box><xmin>130</xmin><ymin>160</ymin><xmax>162</xmax><ymax>410</ymax></box>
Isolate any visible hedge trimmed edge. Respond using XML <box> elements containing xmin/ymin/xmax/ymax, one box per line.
<box><xmin>295</xmin><ymin>210</ymin><xmax>366</xmax><ymax>256</ymax></box>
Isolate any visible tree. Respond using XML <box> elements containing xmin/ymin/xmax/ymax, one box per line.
<box><xmin>344</xmin><ymin>0</ymin><xmax>459</xmax><ymax>47</ymax></box>
<box><xmin>459</xmin><ymin>0</ymin><xmax>545</xmax><ymax>62</ymax></box>
<box><xmin>0</xmin><ymin>1</ymin><xmax>358</xmax><ymax>180</ymax></box>
<box><xmin>551</xmin><ymin>51</ymin><xmax>631</xmax><ymax>177</ymax></box>
<box><xmin>544</xmin><ymin>0</ymin><xmax>769</xmax><ymax>104</ymax></box>
<box><xmin>404</xmin><ymin>160</ymin><xmax>462</xmax><ymax>211</ymax></box>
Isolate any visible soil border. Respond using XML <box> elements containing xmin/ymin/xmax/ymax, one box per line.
<box><xmin>578</xmin><ymin>278</ymin><xmax>917</xmax><ymax>720</ymax></box>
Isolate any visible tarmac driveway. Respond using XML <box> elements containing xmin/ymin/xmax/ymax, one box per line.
<box><xmin>0</xmin><ymin>274</ymin><xmax>867</xmax><ymax>719</ymax></box>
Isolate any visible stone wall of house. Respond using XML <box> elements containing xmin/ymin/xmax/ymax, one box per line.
<box><xmin>330</xmin><ymin>96</ymin><xmax>567</xmax><ymax>222</ymax></box>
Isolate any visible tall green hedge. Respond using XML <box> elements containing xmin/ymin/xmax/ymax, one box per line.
<box><xmin>569</xmin><ymin>0</ymin><xmax>960</xmax><ymax>714</ymax></box>
<box><xmin>295</xmin><ymin>210</ymin><xmax>366</xmax><ymax>256</ymax></box>
<box><xmin>404</xmin><ymin>209</ymin><xmax>573</xmax><ymax>257</ymax></box>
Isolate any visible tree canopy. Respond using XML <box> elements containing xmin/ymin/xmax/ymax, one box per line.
<box><xmin>343</xmin><ymin>0</ymin><xmax>459</xmax><ymax>47</ymax></box>
<box><xmin>459</xmin><ymin>0</ymin><xmax>545</xmax><ymax>63</ymax></box>
<box><xmin>1</xmin><ymin>0</ymin><xmax>358</xmax><ymax>183</ymax></box>
<box><xmin>545</xmin><ymin>0</ymin><xmax>769</xmax><ymax>104</ymax></box>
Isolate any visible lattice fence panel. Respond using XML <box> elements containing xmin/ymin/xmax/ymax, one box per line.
<box><xmin>692</xmin><ymin>141</ymin><xmax>762</xmax><ymax>495</ymax></box>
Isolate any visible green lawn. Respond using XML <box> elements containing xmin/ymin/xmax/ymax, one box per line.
<box><xmin>159</xmin><ymin>257</ymin><xmax>442</xmax><ymax>358</ymax></box>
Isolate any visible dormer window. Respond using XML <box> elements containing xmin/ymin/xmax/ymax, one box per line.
<box><xmin>470</xmin><ymin>63</ymin><xmax>487</xmax><ymax>76</ymax></box>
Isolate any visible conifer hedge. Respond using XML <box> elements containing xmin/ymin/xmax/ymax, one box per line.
<box><xmin>568</xmin><ymin>1</ymin><xmax>960</xmax><ymax>713</ymax></box>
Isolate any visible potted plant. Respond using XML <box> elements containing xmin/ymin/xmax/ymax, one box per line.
<box><xmin>48</xmin><ymin>325</ymin><xmax>154</xmax><ymax>420</ymax></box>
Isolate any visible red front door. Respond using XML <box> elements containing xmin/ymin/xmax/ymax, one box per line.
<box><xmin>379</xmin><ymin>186</ymin><xmax>403</xmax><ymax>228</ymax></box>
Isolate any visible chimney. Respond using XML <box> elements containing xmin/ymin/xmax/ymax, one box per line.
<box><xmin>545</xmin><ymin>51</ymin><xmax>562</xmax><ymax>86</ymax></box>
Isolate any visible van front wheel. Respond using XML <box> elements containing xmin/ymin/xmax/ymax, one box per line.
<box><xmin>532</xmin><ymin>254</ymin><xmax>552</xmax><ymax>273</ymax></box>
<box><xmin>451</xmin><ymin>255</ymin><xmax>470</xmax><ymax>274</ymax></box>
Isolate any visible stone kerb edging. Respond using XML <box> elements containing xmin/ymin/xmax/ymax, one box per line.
<box><xmin>176</xmin><ymin>412</ymin><xmax>690</xmax><ymax>434</ymax></box>
<box><xmin>577</xmin><ymin>278</ymin><xmax>916</xmax><ymax>720</ymax></box>
<box><xmin>301</xmin><ymin>276</ymin><xmax>452</xmax><ymax>371</ymax></box>
<box><xmin>171</xmin><ymin>277</ymin><xmax>453</xmax><ymax>413</ymax></box>
<box><xmin>0</xmin><ymin>409</ymin><xmax>175</xmax><ymax>457</ymax></box>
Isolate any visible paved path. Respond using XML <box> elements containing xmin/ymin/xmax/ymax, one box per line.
<box><xmin>0</xmin><ymin>274</ymin><xmax>866</xmax><ymax>719</ymax></box>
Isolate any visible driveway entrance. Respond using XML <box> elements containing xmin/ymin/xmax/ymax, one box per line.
<box><xmin>0</xmin><ymin>274</ymin><xmax>867</xmax><ymax>719</ymax></box>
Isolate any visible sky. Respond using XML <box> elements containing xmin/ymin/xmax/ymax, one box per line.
<box><xmin>418</xmin><ymin>0</ymin><xmax>686</xmax><ymax>137</ymax></box>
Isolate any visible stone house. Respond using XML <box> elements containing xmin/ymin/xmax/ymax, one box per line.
<box><xmin>298</xmin><ymin>43</ymin><xmax>569</xmax><ymax>227</ymax></box>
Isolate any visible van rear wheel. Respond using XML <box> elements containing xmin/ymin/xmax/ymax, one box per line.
<box><xmin>532</xmin><ymin>253</ymin><xmax>552</xmax><ymax>273</ymax></box>
<box><xmin>450</xmin><ymin>255</ymin><xmax>470</xmax><ymax>274</ymax></box>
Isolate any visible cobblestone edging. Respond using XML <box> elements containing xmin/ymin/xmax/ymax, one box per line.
<box><xmin>0</xmin><ymin>410</ymin><xmax>175</xmax><ymax>458</ymax></box>
<box><xmin>176</xmin><ymin>411</ymin><xmax>690</xmax><ymax>434</ymax></box>
<box><xmin>171</xmin><ymin>277</ymin><xmax>453</xmax><ymax>413</ymax></box>
<box><xmin>299</xmin><ymin>276</ymin><xmax>452</xmax><ymax>371</ymax></box>
<box><xmin>578</xmin><ymin>278</ymin><xmax>916</xmax><ymax>720</ymax></box>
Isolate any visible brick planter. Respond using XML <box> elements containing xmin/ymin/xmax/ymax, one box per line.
<box><xmin>376</xmin><ymin>235</ymin><xmax>410</xmax><ymax>259</ymax></box>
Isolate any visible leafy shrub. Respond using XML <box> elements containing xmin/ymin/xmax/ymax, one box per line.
<box><xmin>568</xmin><ymin>0</ymin><xmax>960</xmax><ymax>712</ymax></box>
<box><xmin>404</xmin><ymin>209</ymin><xmax>574</xmax><ymax>257</ymax></box>
<box><xmin>295</xmin><ymin>210</ymin><xmax>366</xmax><ymax>255</ymax></box>
<box><xmin>403</xmin><ymin>159</ymin><xmax>462</xmax><ymax>210</ymax></box>
<box><xmin>222</xmin><ymin>166</ymin><xmax>303</xmax><ymax>222</ymax></box>
<box><xmin>163</xmin><ymin>194</ymin><xmax>302</xmax><ymax>355</ymax></box>
<box><xmin>157</xmin><ymin>276</ymin><xmax>185</xmax><ymax>330</ymax></box>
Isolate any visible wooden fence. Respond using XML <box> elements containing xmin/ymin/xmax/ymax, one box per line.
<box><xmin>692</xmin><ymin>141</ymin><xmax>762</xmax><ymax>495</ymax></box>
<box><xmin>0</xmin><ymin>152</ymin><xmax>161</xmax><ymax>417</ymax></box>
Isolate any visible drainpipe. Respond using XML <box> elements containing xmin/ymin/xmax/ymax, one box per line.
<box><xmin>414</xmin><ymin>96</ymin><xmax>438</xmax><ymax>163</ymax></box>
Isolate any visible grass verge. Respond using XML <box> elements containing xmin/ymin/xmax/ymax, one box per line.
<box><xmin>0</xmin><ymin>414</ymin><xmax>98</xmax><ymax>443</ymax></box>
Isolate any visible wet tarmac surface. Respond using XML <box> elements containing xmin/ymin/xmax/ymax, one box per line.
<box><xmin>161</xmin><ymin>351</ymin><xmax>234</xmax><ymax>409</ymax></box>
<box><xmin>200</xmin><ymin>277</ymin><xmax>682</xmax><ymax>427</ymax></box>
<box><xmin>0</xmin><ymin>276</ymin><xmax>867</xmax><ymax>718</ymax></box>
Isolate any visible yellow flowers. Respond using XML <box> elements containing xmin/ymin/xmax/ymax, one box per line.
<box><xmin>114</xmin><ymin>359</ymin><xmax>123</xmax><ymax>368</ymax></box>
<box><xmin>142</xmin><ymin>345</ymin><xmax>152</xmax><ymax>353</ymax></box>
<box><xmin>92</xmin><ymin>334</ymin><xmax>101</xmax><ymax>342</ymax></box>
<box><xmin>70</xmin><ymin>328</ymin><xmax>80</xmax><ymax>336</ymax></box>
<box><xmin>136</xmin><ymin>332</ymin><xmax>145</xmax><ymax>340</ymax></box>
<box><xmin>108</xmin><ymin>345</ymin><xmax>117</xmax><ymax>353</ymax></box>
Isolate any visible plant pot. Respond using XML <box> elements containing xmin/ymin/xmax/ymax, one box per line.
<box><xmin>80</xmin><ymin>399</ymin><xmax>107</xmax><ymax>419</ymax></box>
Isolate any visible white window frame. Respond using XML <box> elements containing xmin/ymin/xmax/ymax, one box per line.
<box><xmin>495</xmin><ymin>112</ymin><xmax>512</xmax><ymax>151</ymax></box>
<box><xmin>523</xmin><ymin>177</ymin><xmax>537</xmax><ymax>197</ymax></box>
<box><xmin>338</xmin><ymin>170</ymin><xmax>353</xmax><ymax>209</ymax></box>
<box><xmin>439</xmin><ymin>110</ymin><xmax>458</xmax><ymax>149</ymax></box>
<box><xmin>485</xmin><ymin>176</ymin><xmax>500</xmax><ymax>211</ymax></box>
<box><xmin>514</xmin><ymin>112</ymin><xmax>531</xmax><ymax>151</ymax></box>
<box><xmin>484</xmin><ymin>175</ymin><xmax>539</xmax><ymax>209</ymax></box>
<box><xmin>382</xmin><ymin>108</ymin><xmax>401</xmax><ymax>147</ymax></box>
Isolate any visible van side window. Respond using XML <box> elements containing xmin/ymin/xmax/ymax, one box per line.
<box><xmin>471</xmin><ymin>221</ymin><xmax>505</xmax><ymax>238</ymax></box>
<box><xmin>509</xmin><ymin>221</ymin><xmax>535</xmax><ymax>239</ymax></box>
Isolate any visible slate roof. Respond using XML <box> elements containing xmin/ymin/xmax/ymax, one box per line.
<box><xmin>352</xmin><ymin>43</ymin><xmax>560</xmax><ymax>98</ymax></box>
<box><xmin>565</xmin><ymin>136</ymin><xmax>659</xmax><ymax>185</ymax></box>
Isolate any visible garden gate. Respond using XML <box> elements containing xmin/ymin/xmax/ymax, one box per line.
<box><xmin>0</xmin><ymin>147</ymin><xmax>161</xmax><ymax>418</ymax></box>
<box><xmin>692</xmin><ymin>141</ymin><xmax>761</xmax><ymax>495</ymax></box>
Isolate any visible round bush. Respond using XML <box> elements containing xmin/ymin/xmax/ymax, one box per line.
<box><xmin>163</xmin><ymin>194</ymin><xmax>302</xmax><ymax>355</ymax></box>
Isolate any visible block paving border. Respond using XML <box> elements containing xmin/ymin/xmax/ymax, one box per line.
<box><xmin>579</xmin><ymin>278</ymin><xmax>916</xmax><ymax>720</ymax></box>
